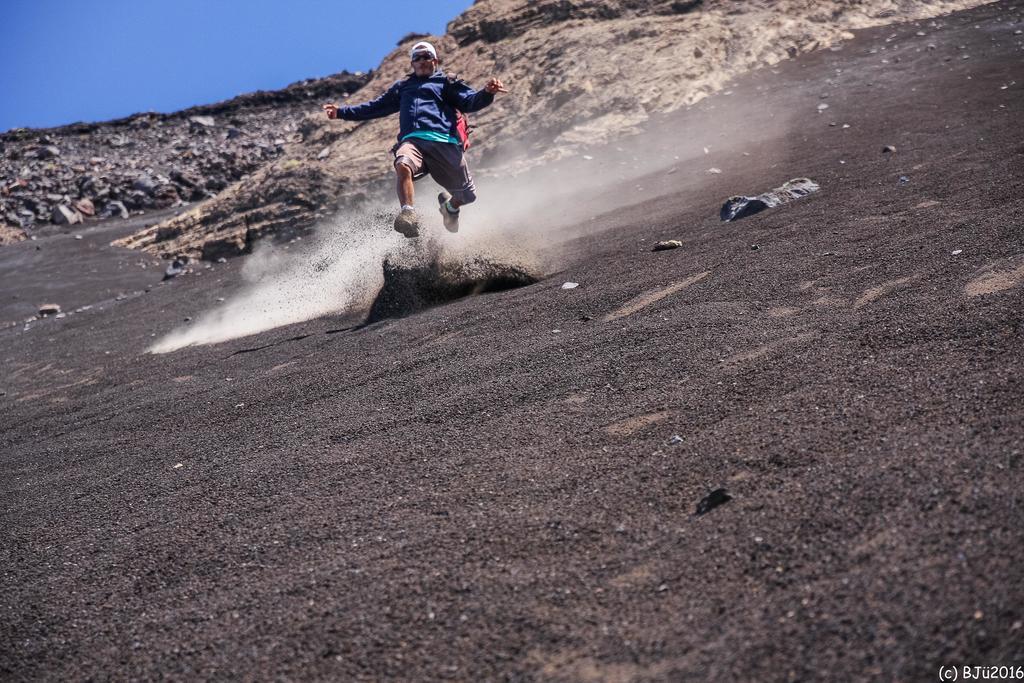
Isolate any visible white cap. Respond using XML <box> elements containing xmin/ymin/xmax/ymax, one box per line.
<box><xmin>410</xmin><ymin>41</ymin><xmax>437</xmax><ymax>60</ymax></box>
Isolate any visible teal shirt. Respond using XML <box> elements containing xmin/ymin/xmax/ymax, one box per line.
<box><xmin>402</xmin><ymin>130</ymin><xmax>460</xmax><ymax>145</ymax></box>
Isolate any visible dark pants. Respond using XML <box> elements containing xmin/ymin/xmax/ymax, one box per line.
<box><xmin>393</xmin><ymin>139</ymin><xmax>477</xmax><ymax>204</ymax></box>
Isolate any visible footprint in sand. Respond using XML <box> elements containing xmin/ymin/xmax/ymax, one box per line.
<box><xmin>604</xmin><ymin>411</ymin><xmax>670</xmax><ymax>436</ymax></box>
<box><xmin>798</xmin><ymin>279</ymin><xmax>848</xmax><ymax>308</ymax></box>
<box><xmin>14</xmin><ymin>366</ymin><xmax>103</xmax><ymax>403</ymax></box>
<box><xmin>428</xmin><ymin>330</ymin><xmax>462</xmax><ymax>346</ymax></box>
<box><xmin>267</xmin><ymin>362</ymin><xmax>297</xmax><ymax>374</ymax></box>
<box><xmin>721</xmin><ymin>331</ymin><xmax>818</xmax><ymax>365</ymax></box>
<box><xmin>766</xmin><ymin>306</ymin><xmax>800</xmax><ymax>317</ymax></box>
<box><xmin>603</xmin><ymin>271</ymin><xmax>710</xmax><ymax>322</ymax></box>
<box><xmin>965</xmin><ymin>261</ymin><xmax>1024</xmax><ymax>297</ymax></box>
<box><xmin>853</xmin><ymin>274</ymin><xmax>920</xmax><ymax>310</ymax></box>
<box><xmin>607</xmin><ymin>562</ymin><xmax>657</xmax><ymax>589</ymax></box>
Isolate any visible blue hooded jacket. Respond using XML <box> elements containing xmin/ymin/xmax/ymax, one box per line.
<box><xmin>336</xmin><ymin>70</ymin><xmax>494</xmax><ymax>142</ymax></box>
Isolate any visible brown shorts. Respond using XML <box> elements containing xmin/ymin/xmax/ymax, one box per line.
<box><xmin>393</xmin><ymin>138</ymin><xmax>477</xmax><ymax>204</ymax></box>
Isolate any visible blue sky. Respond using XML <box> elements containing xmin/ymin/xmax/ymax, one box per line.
<box><xmin>0</xmin><ymin>0</ymin><xmax>472</xmax><ymax>132</ymax></box>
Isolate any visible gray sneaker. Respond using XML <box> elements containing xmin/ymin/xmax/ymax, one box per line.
<box><xmin>438</xmin><ymin>191</ymin><xmax>459</xmax><ymax>233</ymax></box>
<box><xmin>393</xmin><ymin>207</ymin><xmax>420</xmax><ymax>238</ymax></box>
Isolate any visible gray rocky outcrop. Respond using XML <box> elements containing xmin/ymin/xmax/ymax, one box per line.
<box><xmin>0</xmin><ymin>72</ymin><xmax>368</xmax><ymax>238</ymax></box>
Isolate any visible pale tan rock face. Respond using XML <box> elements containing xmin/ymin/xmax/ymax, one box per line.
<box><xmin>0</xmin><ymin>223</ymin><xmax>27</xmax><ymax>246</ymax></box>
<box><xmin>115</xmin><ymin>0</ymin><xmax>988</xmax><ymax>260</ymax></box>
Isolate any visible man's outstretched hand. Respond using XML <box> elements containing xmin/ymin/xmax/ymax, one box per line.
<box><xmin>484</xmin><ymin>78</ymin><xmax>508</xmax><ymax>94</ymax></box>
<box><xmin>322</xmin><ymin>103</ymin><xmax>339</xmax><ymax>119</ymax></box>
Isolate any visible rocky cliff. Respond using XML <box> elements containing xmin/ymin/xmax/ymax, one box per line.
<box><xmin>2</xmin><ymin>0</ymin><xmax>990</xmax><ymax>256</ymax></box>
<box><xmin>0</xmin><ymin>73</ymin><xmax>368</xmax><ymax>245</ymax></box>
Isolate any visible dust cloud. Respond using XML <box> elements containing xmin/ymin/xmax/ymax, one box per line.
<box><xmin>148</xmin><ymin>210</ymin><xmax>398</xmax><ymax>353</ymax></box>
<box><xmin>147</xmin><ymin>203</ymin><xmax>547</xmax><ymax>353</ymax></box>
<box><xmin>466</xmin><ymin>83</ymin><xmax>799</xmax><ymax>240</ymax></box>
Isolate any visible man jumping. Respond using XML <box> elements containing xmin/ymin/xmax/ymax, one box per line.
<box><xmin>323</xmin><ymin>41</ymin><xmax>506</xmax><ymax>238</ymax></box>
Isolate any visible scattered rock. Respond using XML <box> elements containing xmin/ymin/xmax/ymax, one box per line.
<box><xmin>35</xmin><ymin>145</ymin><xmax>60</xmax><ymax>159</ymax></box>
<box><xmin>132</xmin><ymin>175</ymin><xmax>157</xmax><ymax>195</ymax></box>
<box><xmin>720</xmin><ymin>178</ymin><xmax>820</xmax><ymax>222</ymax></box>
<box><xmin>652</xmin><ymin>240</ymin><xmax>683</xmax><ymax>251</ymax></box>
<box><xmin>38</xmin><ymin>303</ymin><xmax>61</xmax><ymax>316</ymax></box>
<box><xmin>52</xmin><ymin>205</ymin><xmax>82</xmax><ymax>225</ymax></box>
<box><xmin>189</xmin><ymin>115</ymin><xmax>216</xmax><ymax>128</ymax></box>
<box><xmin>695</xmin><ymin>488</ymin><xmax>732</xmax><ymax>516</ymax></box>
<box><xmin>561</xmin><ymin>282</ymin><xmax>579</xmax><ymax>289</ymax></box>
<box><xmin>882</xmin><ymin>145</ymin><xmax>897</xmax><ymax>153</ymax></box>
<box><xmin>170</xmin><ymin>169</ymin><xmax>201</xmax><ymax>189</ymax></box>
<box><xmin>317</xmin><ymin>147</ymin><xmax>331</xmax><ymax>160</ymax></box>
<box><xmin>899</xmin><ymin>175</ymin><xmax>910</xmax><ymax>184</ymax></box>
<box><xmin>707</xmin><ymin>167</ymin><xmax>722</xmax><ymax>174</ymax></box>
<box><xmin>74</xmin><ymin>198</ymin><xmax>95</xmax><ymax>217</ymax></box>
<box><xmin>750</xmin><ymin>244</ymin><xmax>760</xmax><ymax>251</ymax></box>
<box><xmin>153</xmin><ymin>184</ymin><xmax>180</xmax><ymax>207</ymax></box>
<box><xmin>163</xmin><ymin>256</ymin><xmax>189</xmax><ymax>280</ymax></box>
<box><xmin>101</xmin><ymin>201</ymin><xmax>130</xmax><ymax>220</ymax></box>
<box><xmin>667</xmin><ymin>435</ymin><xmax>684</xmax><ymax>445</ymax></box>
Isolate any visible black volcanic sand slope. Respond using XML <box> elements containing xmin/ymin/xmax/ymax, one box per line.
<box><xmin>2</xmin><ymin>4</ymin><xmax>1024</xmax><ymax>681</ymax></box>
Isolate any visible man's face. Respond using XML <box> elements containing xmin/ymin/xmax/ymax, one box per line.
<box><xmin>411</xmin><ymin>51</ymin><xmax>437</xmax><ymax>76</ymax></box>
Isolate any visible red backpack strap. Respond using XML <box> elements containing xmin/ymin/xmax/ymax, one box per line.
<box><xmin>442</xmin><ymin>73</ymin><xmax>472</xmax><ymax>150</ymax></box>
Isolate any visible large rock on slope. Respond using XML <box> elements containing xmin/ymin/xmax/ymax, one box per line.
<box><xmin>117</xmin><ymin>0</ymin><xmax>986</xmax><ymax>259</ymax></box>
